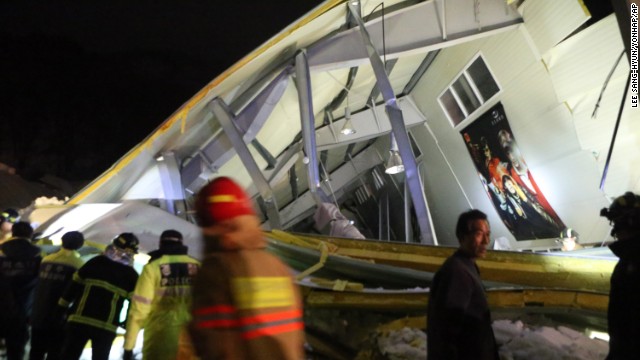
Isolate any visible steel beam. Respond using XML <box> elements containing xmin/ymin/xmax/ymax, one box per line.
<box><xmin>308</xmin><ymin>0</ymin><xmax>522</xmax><ymax>72</ymax></box>
<box><xmin>156</xmin><ymin>151</ymin><xmax>185</xmax><ymax>216</ymax></box>
<box><xmin>181</xmin><ymin>68</ymin><xmax>290</xmax><ymax>189</ymax></box>
<box><xmin>295</xmin><ymin>50</ymin><xmax>328</xmax><ymax>204</ymax></box>
<box><xmin>315</xmin><ymin>96</ymin><xmax>425</xmax><ymax>151</ymax></box>
<box><xmin>348</xmin><ymin>2</ymin><xmax>436</xmax><ymax>245</ymax></box>
<box><xmin>209</xmin><ymin>98</ymin><xmax>282</xmax><ymax>229</ymax></box>
<box><xmin>279</xmin><ymin>145</ymin><xmax>382</xmax><ymax>229</ymax></box>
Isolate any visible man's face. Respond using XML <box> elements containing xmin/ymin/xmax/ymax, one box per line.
<box><xmin>1</xmin><ymin>221</ymin><xmax>12</xmax><ymax>234</ymax></box>
<box><xmin>461</xmin><ymin>219</ymin><xmax>491</xmax><ymax>258</ymax></box>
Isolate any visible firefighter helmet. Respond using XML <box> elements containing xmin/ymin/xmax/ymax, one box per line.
<box><xmin>600</xmin><ymin>192</ymin><xmax>640</xmax><ymax>236</ymax></box>
<box><xmin>195</xmin><ymin>177</ymin><xmax>255</xmax><ymax>226</ymax></box>
<box><xmin>112</xmin><ymin>232</ymin><xmax>139</xmax><ymax>254</ymax></box>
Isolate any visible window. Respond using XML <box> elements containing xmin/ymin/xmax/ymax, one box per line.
<box><xmin>438</xmin><ymin>54</ymin><xmax>500</xmax><ymax>127</ymax></box>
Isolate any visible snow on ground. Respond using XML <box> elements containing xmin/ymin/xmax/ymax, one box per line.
<box><xmin>492</xmin><ymin>320</ymin><xmax>608</xmax><ymax>360</ymax></box>
<box><xmin>77</xmin><ymin>316</ymin><xmax>608</xmax><ymax>360</ymax></box>
<box><xmin>372</xmin><ymin>319</ymin><xmax>609</xmax><ymax>360</ymax></box>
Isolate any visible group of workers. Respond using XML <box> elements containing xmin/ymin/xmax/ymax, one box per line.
<box><xmin>1</xmin><ymin>177</ymin><xmax>638</xmax><ymax>359</ymax></box>
<box><xmin>0</xmin><ymin>177</ymin><xmax>305</xmax><ymax>360</ymax></box>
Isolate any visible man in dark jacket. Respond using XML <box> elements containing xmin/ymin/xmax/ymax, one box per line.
<box><xmin>427</xmin><ymin>209</ymin><xmax>498</xmax><ymax>360</ymax></box>
<box><xmin>0</xmin><ymin>221</ymin><xmax>42</xmax><ymax>360</ymax></box>
<box><xmin>600</xmin><ymin>192</ymin><xmax>640</xmax><ymax>359</ymax></box>
<box><xmin>29</xmin><ymin>231</ymin><xmax>85</xmax><ymax>360</ymax></box>
<box><xmin>58</xmin><ymin>233</ymin><xmax>139</xmax><ymax>360</ymax></box>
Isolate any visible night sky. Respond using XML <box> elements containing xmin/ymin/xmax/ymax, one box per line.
<box><xmin>0</xmin><ymin>1</ymin><xmax>319</xmax><ymax>184</ymax></box>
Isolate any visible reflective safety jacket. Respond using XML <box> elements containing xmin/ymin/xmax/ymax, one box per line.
<box><xmin>59</xmin><ymin>255</ymin><xmax>138</xmax><ymax>333</ymax></box>
<box><xmin>31</xmin><ymin>248</ymin><xmax>84</xmax><ymax>328</ymax></box>
<box><xmin>124</xmin><ymin>252</ymin><xmax>200</xmax><ymax>359</ymax></box>
<box><xmin>190</xmin><ymin>222</ymin><xmax>304</xmax><ymax>360</ymax></box>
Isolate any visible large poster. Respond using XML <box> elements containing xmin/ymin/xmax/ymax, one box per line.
<box><xmin>461</xmin><ymin>103</ymin><xmax>565</xmax><ymax>240</ymax></box>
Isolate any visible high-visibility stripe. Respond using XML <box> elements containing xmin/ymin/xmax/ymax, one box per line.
<box><xmin>242</xmin><ymin>321</ymin><xmax>304</xmax><ymax>340</ymax></box>
<box><xmin>208</xmin><ymin>195</ymin><xmax>236</xmax><ymax>203</ymax></box>
<box><xmin>239</xmin><ymin>309</ymin><xmax>302</xmax><ymax>326</ymax></box>
<box><xmin>194</xmin><ymin>307</ymin><xmax>303</xmax><ymax>337</ymax></box>
<box><xmin>193</xmin><ymin>304</ymin><xmax>235</xmax><ymax>315</ymax></box>
<box><xmin>84</xmin><ymin>278</ymin><xmax>130</xmax><ymax>297</ymax></box>
<box><xmin>68</xmin><ymin>315</ymin><xmax>118</xmax><ymax>332</ymax></box>
<box><xmin>232</xmin><ymin>277</ymin><xmax>295</xmax><ymax>309</ymax></box>
<box><xmin>132</xmin><ymin>294</ymin><xmax>152</xmax><ymax>305</ymax></box>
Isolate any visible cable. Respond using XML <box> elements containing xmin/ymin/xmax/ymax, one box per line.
<box><xmin>592</xmin><ymin>50</ymin><xmax>625</xmax><ymax>119</ymax></box>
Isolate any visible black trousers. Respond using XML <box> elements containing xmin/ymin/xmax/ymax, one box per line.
<box><xmin>1</xmin><ymin>317</ymin><xmax>29</xmax><ymax>360</ymax></box>
<box><xmin>59</xmin><ymin>323</ymin><xmax>116</xmax><ymax>360</ymax></box>
<box><xmin>29</xmin><ymin>326</ymin><xmax>64</xmax><ymax>360</ymax></box>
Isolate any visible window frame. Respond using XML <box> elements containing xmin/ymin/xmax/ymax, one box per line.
<box><xmin>438</xmin><ymin>53</ymin><xmax>501</xmax><ymax>128</ymax></box>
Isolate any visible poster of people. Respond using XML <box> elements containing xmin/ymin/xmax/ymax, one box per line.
<box><xmin>461</xmin><ymin>103</ymin><xmax>565</xmax><ymax>240</ymax></box>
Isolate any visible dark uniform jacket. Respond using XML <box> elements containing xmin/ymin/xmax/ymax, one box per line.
<box><xmin>190</xmin><ymin>224</ymin><xmax>304</xmax><ymax>359</ymax></box>
<box><xmin>427</xmin><ymin>250</ymin><xmax>499</xmax><ymax>360</ymax></box>
<box><xmin>607</xmin><ymin>239</ymin><xmax>640</xmax><ymax>359</ymax></box>
<box><xmin>59</xmin><ymin>254</ymin><xmax>138</xmax><ymax>333</ymax></box>
<box><xmin>0</xmin><ymin>237</ymin><xmax>42</xmax><ymax>322</ymax></box>
<box><xmin>31</xmin><ymin>248</ymin><xmax>84</xmax><ymax>328</ymax></box>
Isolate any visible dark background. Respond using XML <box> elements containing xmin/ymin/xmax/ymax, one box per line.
<box><xmin>0</xmin><ymin>0</ymin><xmax>614</xmax><ymax>200</ymax></box>
<box><xmin>0</xmin><ymin>1</ymin><xmax>319</xmax><ymax>186</ymax></box>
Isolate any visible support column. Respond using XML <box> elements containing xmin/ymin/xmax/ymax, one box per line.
<box><xmin>208</xmin><ymin>98</ymin><xmax>282</xmax><ymax>229</ymax></box>
<box><xmin>348</xmin><ymin>2</ymin><xmax>436</xmax><ymax>245</ymax></box>
<box><xmin>295</xmin><ymin>50</ymin><xmax>329</xmax><ymax>204</ymax></box>
<box><xmin>157</xmin><ymin>151</ymin><xmax>185</xmax><ymax>217</ymax></box>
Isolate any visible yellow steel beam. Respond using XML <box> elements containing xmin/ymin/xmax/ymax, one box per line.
<box><xmin>268</xmin><ymin>231</ymin><xmax>616</xmax><ymax>293</ymax></box>
<box><xmin>302</xmin><ymin>287</ymin><xmax>608</xmax><ymax>315</ymax></box>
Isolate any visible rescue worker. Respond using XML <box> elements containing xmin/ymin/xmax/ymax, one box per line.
<box><xmin>600</xmin><ymin>192</ymin><xmax>640</xmax><ymax>359</ymax></box>
<box><xmin>29</xmin><ymin>231</ymin><xmax>85</xmax><ymax>360</ymax></box>
<box><xmin>58</xmin><ymin>233</ymin><xmax>139</xmax><ymax>360</ymax></box>
<box><xmin>190</xmin><ymin>177</ymin><xmax>305</xmax><ymax>359</ymax></box>
<box><xmin>123</xmin><ymin>229</ymin><xmax>200</xmax><ymax>360</ymax></box>
<box><xmin>0</xmin><ymin>208</ymin><xmax>20</xmax><ymax>242</ymax></box>
<box><xmin>0</xmin><ymin>221</ymin><xmax>41</xmax><ymax>360</ymax></box>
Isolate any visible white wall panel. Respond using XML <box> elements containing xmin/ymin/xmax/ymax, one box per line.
<box><xmin>542</xmin><ymin>14</ymin><xmax>639</xmax><ymax>196</ymax></box>
<box><xmin>543</xmin><ymin>15</ymin><xmax>627</xmax><ymax>102</ymax></box>
<box><xmin>409</xmin><ymin>14</ymin><xmax>622</xmax><ymax>248</ymax></box>
<box><xmin>519</xmin><ymin>0</ymin><xmax>590</xmax><ymax>55</ymax></box>
<box><xmin>528</xmin><ymin>151</ymin><xmax>611</xmax><ymax>245</ymax></box>
<box><xmin>510</xmin><ymin>103</ymin><xmax>581</xmax><ymax>168</ymax></box>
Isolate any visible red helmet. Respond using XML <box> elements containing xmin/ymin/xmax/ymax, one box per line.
<box><xmin>196</xmin><ymin>177</ymin><xmax>255</xmax><ymax>226</ymax></box>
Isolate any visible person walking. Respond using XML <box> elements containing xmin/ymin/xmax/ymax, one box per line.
<box><xmin>600</xmin><ymin>192</ymin><xmax>640</xmax><ymax>359</ymax></box>
<box><xmin>123</xmin><ymin>230</ymin><xmax>200</xmax><ymax>360</ymax></box>
<box><xmin>427</xmin><ymin>209</ymin><xmax>499</xmax><ymax>360</ymax></box>
<box><xmin>0</xmin><ymin>221</ymin><xmax>42</xmax><ymax>360</ymax></box>
<box><xmin>29</xmin><ymin>231</ymin><xmax>85</xmax><ymax>360</ymax></box>
<box><xmin>58</xmin><ymin>233</ymin><xmax>139</xmax><ymax>360</ymax></box>
<box><xmin>189</xmin><ymin>177</ymin><xmax>305</xmax><ymax>359</ymax></box>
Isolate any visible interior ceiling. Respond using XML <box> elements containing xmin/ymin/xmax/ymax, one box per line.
<box><xmin>65</xmin><ymin>0</ymin><xmax>629</xmax><ymax>245</ymax></box>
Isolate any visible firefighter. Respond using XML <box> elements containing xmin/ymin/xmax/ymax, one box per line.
<box><xmin>0</xmin><ymin>221</ymin><xmax>41</xmax><ymax>360</ymax></box>
<box><xmin>600</xmin><ymin>192</ymin><xmax>640</xmax><ymax>359</ymax></box>
<box><xmin>123</xmin><ymin>229</ymin><xmax>200</xmax><ymax>360</ymax></box>
<box><xmin>58</xmin><ymin>233</ymin><xmax>139</xmax><ymax>360</ymax></box>
<box><xmin>29</xmin><ymin>231</ymin><xmax>85</xmax><ymax>360</ymax></box>
<box><xmin>190</xmin><ymin>177</ymin><xmax>305</xmax><ymax>359</ymax></box>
